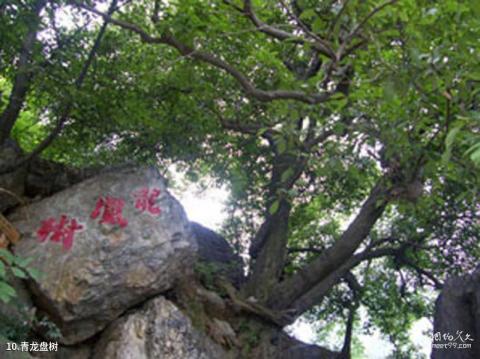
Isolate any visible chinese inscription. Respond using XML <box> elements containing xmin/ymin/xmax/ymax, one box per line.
<box><xmin>36</xmin><ymin>215</ymin><xmax>83</xmax><ymax>250</ymax></box>
<box><xmin>35</xmin><ymin>186</ymin><xmax>163</xmax><ymax>252</ymax></box>
<box><xmin>5</xmin><ymin>341</ymin><xmax>58</xmax><ymax>352</ymax></box>
<box><xmin>132</xmin><ymin>187</ymin><xmax>162</xmax><ymax>215</ymax></box>
<box><xmin>90</xmin><ymin>196</ymin><xmax>128</xmax><ymax>228</ymax></box>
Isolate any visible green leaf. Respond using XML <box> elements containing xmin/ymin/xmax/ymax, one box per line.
<box><xmin>300</xmin><ymin>9</ymin><xmax>316</xmax><ymax>21</ymax></box>
<box><xmin>186</xmin><ymin>170</ymin><xmax>199</xmax><ymax>182</ymax></box>
<box><xmin>0</xmin><ymin>281</ymin><xmax>17</xmax><ymax>303</ymax></box>
<box><xmin>277</xmin><ymin>138</ymin><xmax>287</xmax><ymax>154</ymax></box>
<box><xmin>442</xmin><ymin>125</ymin><xmax>463</xmax><ymax>163</ymax></box>
<box><xmin>0</xmin><ymin>249</ymin><xmax>14</xmax><ymax>265</ymax></box>
<box><xmin>15</xmin><ymin>256</ymin><xmax>33</xmax><ymax>268</ymax></box>
<box><xmin>312</xmin><ymin>18</ymin><xmax>323</xmax><ymax>33</ymax></box>
<box><xmin>0</xmin><ymin>291</ymin><xmax>12</xmax><ymax>303</ymax></box>
<box><xmin>257</xmin><ymin>127</ymin><xmax>268</xmax><ymax>137</ymax></box>
<box><xmin>466</xmin><ymin>142</ymin><xmax>480</xmax><ymax>164</ymax></box>
<box><xmin>25</xmin><ymin>267</ymin><xmax>42</xmax><ymax>281</ymax></box>
<box><xmin>465</xmin><ymin>141</ymin><xmax>480</xmax><ymax>155</ymax></box>
<box><xmin>12</xmin><ymin>267</ymin><xmax>28</xmax><ymax>279</ymax></box>
<box><xmin>269</xmin><ymin>200</ymin><xmax>280</xmax><ymax>215</ymax></box>
<box><xmin>0</xmin><ymin>261</ymin><xmax>5</xmax><ymax>278</ymax></box>
<box><xmin>471</xmin><ymin>150</ymin><xmax>480</xmax><ymax>164</ymax></box>
<box><xmin>445</xmin><ymin>126</ymin><xmax>462</xmax><ymax>148</ymax></box>
<box><xmin>281</xmin><ymin>168</ymin><xmax>294</xmax><ymax>182</ymax></box>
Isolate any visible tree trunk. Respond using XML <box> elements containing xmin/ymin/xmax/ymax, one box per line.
<box><xmin>432</xmin><ymin>268</ymin><xmax>479</xmax><ymax>359</ymax></box>
<box><xmin>0</xmin><ymin>0</ymin><xmax>47</xmax><ymax>146</ymax></box>
<box><xmin>245</xmin><ymin>153</ymin><xmax>305</xmax><ymax>301</ymax></box>
<box><xmin>269</xmin><ymin>181</ymin><xmax>389</xmax><ymax>310</ymax></box>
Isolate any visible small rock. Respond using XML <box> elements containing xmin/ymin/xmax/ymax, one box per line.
<box><xmin>93</xmin><ymin>296</ymin><xmax>231</xmax><ymax>359</ymax></box>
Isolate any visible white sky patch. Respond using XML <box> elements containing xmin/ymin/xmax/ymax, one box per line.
<box><xmin>410</xmin><ymin>317</ymin><xmax>432</xmax><ymax>357</ymax></box>
<box><xmin>358</xmin><ymin>317</ymin><xmax>431</xmax><ymax>358</ymax></box>
<box><xmin>285</xmin><ymin>318</ymin><xmax>318</xmax><ymax>344</ymax></box>
<box><xmin>175</xmin><ymin>186</ymin><xmax>229</xmax><ymax>230</ymax></box>
<box><xmin>359</xmin><ymin>329</ymin><xmax>395</xmax><ymax>358</ymax></box>
<box><xmin>168</xmin><ymin>165</ymin><xmax>229</xmax><ymax>231</ymax></box>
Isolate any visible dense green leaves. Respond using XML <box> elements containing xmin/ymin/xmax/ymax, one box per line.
<box><xmin>0</xmin><ymin>249</ymin><xmax>41</xmax><ymax>304</ymax></box>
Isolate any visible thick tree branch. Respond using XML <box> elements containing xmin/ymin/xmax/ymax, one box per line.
<box><xmin>328</xmin><ymin>0</ymin><xmax>350</xmax><ymax>38</ymax></box>
<box><xmin>77</xmin><ymin>3</ymin><xmax>340</xmax><ymax>105</ymax></box>
<box><xmin>400</xmin><ymin>256</ymin><xmax>443</xmax><ymax>290</ymax></box>
<box><xmin>279</xmin><ymin>234</ymin><xmax>438</xmax><ymax>321</ymax></box>
<box><xmin>340</xmin><ymin>305</ymin><xmax>356</xmax><ymax>358</ymax></box>
<box><xmin>269</xmin><ymin>180</ymin><xmax>390</xmax><ymax>310</ymax></box>
<box><xmin>0</xmin><ymin>0</ymin><xmax>47</xmax><ymax>146</ymax></box>
<box><xmin>245</xmin><ymin>198</ymin><xmax>291</xmax><ymax>287</ymax></box>
<box><xmin>211</xmin><ymin>104</ymin><xmax>266</xmax><ymax>135</ymax></box>
<box><xmin>281</xmin><ymin>246</ymin><xmax>398</xmax><ymax>322</ymax></box>
<box><xmin>240</xmin><ymin>0</ymin><xmax>336</xmax><ymax>59</ymax></box>
<box><xmin>340</xmin><ymin>272</ymin><xmax>363</xmax><ymax>358</ymax></box>
<box><xmin>303</xmin><ymin>106</ymin><xmax>359</xmax><ymax>150</ymax></box>
<box><xmin>209</xmin><ymin>104</ymin><xmax>279</xmax><ymax>152</ymax></box>
<box><xmin>344</xmin><ymin>271</ymin><xmax>362</xmax><ymax>294</ymax></box>
<box><xmin>337</xmin><ymin>0</ymin><xmax>397</xmax><ymax>59</ymax></box>
<box><xmin>346</xmin><ymin>0</ymin><xmax>397</xmax><ymax>42</ymax></box>
<box><xmin>278</xmin><ymin>0</ymin><xmax>325</xmax><ymax>45</ymax></box>
<box><xmin>246</xmin><ymin>114</ymin><xmax>360</xmax><ymax>301</ymax></box>
<box><xmin>245</xmin><ymin>153</ymin><xmax>307</xmax><ymax>301</ymax></box>
<box><xmin>287</xmin><ymin>246</ymin><xmax>323</xmax><ymax>254</ymax></box>
<box><xmin>341</xmin><ymin>281</ymin><xmax>361</xmax><ymax>358</ymax></box>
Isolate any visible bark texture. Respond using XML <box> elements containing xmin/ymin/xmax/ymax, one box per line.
<box><xmin>432</xmin><ymin>268</ymin><xmax>480</xmax><ymax>359</ymax></box>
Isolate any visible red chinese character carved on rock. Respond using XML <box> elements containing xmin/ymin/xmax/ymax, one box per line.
<box><xmin>132</xmin><ymin>187</ymin><xmax>162</xmax><ymax>215</ymax></box>
<box><xmin>36</xmin><ymin>215</ymin><xmax>83</xmax><ymax>250</ymax></box>
<box><xmin>90</xmin><ymin>196</ymin><xmax>128</xmax><ymax>228</ymax></box>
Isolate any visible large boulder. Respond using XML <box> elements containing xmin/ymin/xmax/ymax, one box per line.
<box><xmin>11</xmin><ymin>166</ymin><xmax>197</xmax><ymax>344</ymax></box>
<box><xmin>191</xmin><ymin>222</ymin><xmax>244</xmax><ymax>286</ymax></box>
<box><xmin>276</xmin><ymin>337</ymin><xmax>340</xmax><ymax>359</ymax></box>
<box><xmin>432</xmin><ymin>268</ymin><xmax>479</xmax><ymax>359</ymax></box>
<box><xmin>93</xmin><ymin>296</ymin><xmax>230</xmax><ymax>359</ymax></box>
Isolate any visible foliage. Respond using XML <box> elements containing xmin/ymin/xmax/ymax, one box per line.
<box><xmin>194</xmin><ymin>261</ymin><xmax>222</xmax><ymax>290</ymax></box>
<box><xmin>236</xmin><ymin>319</ymin><xmax>262</xmax><ymax>356</ymax></box>
<box><xmin>0</xmin><ymin>309</ymin><xmax>61</xmax><ymax>343</ymax></box>
<box><xmin>0</xmin><ymin>246</ymin><xmax>46</xmax><ymax>343</ymax></box>
<box><xmin>0</xmin><ymin>248</ymin><xmax>58</xmax><ymax>343</ymax></box>
<box><xmin>0</xmin><ymin>249</ymin><xmax>41</xmax><ymax>303</ymax></box>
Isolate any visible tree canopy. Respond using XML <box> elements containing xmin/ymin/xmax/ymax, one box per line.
<box><xmin>1</xmin><ymin>0</ymin><xmax>479</xmax><ymax>356</ymax></box>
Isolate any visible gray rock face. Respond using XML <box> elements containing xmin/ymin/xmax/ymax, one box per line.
<box><xmin>11</xmin><ymin>166</ymin><xmax>197</xmax><ymax>344</ymax></box>
<box><xmin>432</xmin><ymin>268</ymin><xmax>479</xmax><ymax>359</ymax></box>
<box><xmin>278</xmin><ymin>341</ymin><xmax>340</xmax><ymax>359</ymax></box>
<box><xmin>93</xmin><ymin>296</ymin><xmax>229</xmax><ymax>359</ymax></box>
<box><xmin>191</xmin><ymin>222</ymin><xmax>244</xmax><ymax>286</ymax></box>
